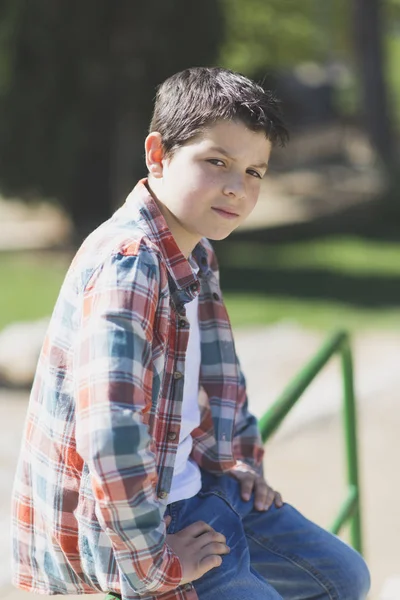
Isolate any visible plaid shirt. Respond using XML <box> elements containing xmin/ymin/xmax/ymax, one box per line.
<box><xmin>11</xmin><ymin>179</ymin><xmax>264</xmax><ymax>600</ymax></box>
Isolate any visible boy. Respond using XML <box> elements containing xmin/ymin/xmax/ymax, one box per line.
<box><xmin>11</xmin><ymin>67</ymin><xmax>370</xmax><ymax>600</ymax></box>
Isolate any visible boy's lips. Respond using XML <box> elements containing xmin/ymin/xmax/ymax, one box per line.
<box><xmin>211</xmin><ymin>206</ymin><xmax>240</xmax><ymax>219</ymax></box>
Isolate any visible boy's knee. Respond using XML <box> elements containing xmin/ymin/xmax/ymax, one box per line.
<box><xmin>351</xmin><ymin>552</ymin><xmax>371</xmax><ymax>599</ymax></box>
<box><xmin>337</xmin><ymin>546</ymin><xmax>371</xmax><ymax>600</ymax></box>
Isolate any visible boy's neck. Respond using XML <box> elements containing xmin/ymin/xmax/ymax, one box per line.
<box><xmin>145</xmin><ymin>178</ymin><xmax>200</xmax><ymax>259</ymax></box>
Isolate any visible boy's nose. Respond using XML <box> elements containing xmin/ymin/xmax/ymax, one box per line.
<box><xmin>222</xmin><ymin>177</ymin><xmax>246</xmax><ymax>199</ymax></box>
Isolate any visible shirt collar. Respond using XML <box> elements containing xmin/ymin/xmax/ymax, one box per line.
<box><xmin>123</xmin><ymin>179</ymin><xmax>211</xmax><ymax>301</ymax></box>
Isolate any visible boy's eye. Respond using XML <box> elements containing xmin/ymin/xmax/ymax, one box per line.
<box><xmin>207</xmin><ymin>159</ymin><xmax>226</xmax><ymax>167</ymax></box>
<box><xmin>247</xmin><ymin>169</ymin><xmax>262</xmax><ymax>179</ymax></box>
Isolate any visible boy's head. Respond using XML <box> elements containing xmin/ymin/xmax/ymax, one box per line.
<box><xmin>145</xmin><ymin>67</ymin><xmax>288</xmax><ymax>258</ymax></box>
<box><xmin>149</xmin><ymin>66</ymin><xmax>288</xmax><ymax>157</ymax></box>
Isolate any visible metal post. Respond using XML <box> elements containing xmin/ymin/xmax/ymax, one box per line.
<box><xmin>258</xmin><ymin>330</ymin><xmax>364</xmax><ymax>554</ymax></box>
<box><xmin>341</xmin><ymin>338</ymin><xmax>363</xmax><ymax>554</ymax></box>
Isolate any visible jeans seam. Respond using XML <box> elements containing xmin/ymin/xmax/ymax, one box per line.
<box><xmin>197</xmin><ymin>490</ymin><xmax>242</xmax><ymax>519</ymax></box>
<box><xmin>244</xmin><ymin>528</ymin><xmax>340</xmax><ymax>600</ymax></box>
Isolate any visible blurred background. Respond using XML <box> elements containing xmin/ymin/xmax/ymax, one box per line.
<box><xmin>1</xmin><ymin>1</ymin><xmax>399</xmax><ymax>599</ymax></box>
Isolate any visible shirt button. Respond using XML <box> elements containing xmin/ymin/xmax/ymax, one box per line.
<box><xmin>173</xmin><ymin>371</ymin><xmax>183</xmax><ymax>380</ymax></box>
<box><xmin>190</xmin><ymin>282</ymin><xmax>199</xmax><ymax>293</ymax></box>
<box><xmin>179</xmin><ymin>319</ymin><xmax>187</xmax><ymax>328</ymax></box>
<box><xmin>182</xmin><ymin>583</ymin><xmax>193</xmax><ymax>591</ymax></box>
<box><xmin>158</xmin><ymin>490</ymin><xmax>168</xmax><ymax>500</ymax></box>
<box><xmin>167</xmin><ymin>431</ymin><xmax>177</xmax><ymax>441</ymax></box>
<box><xmin>213</xmin><ymin>292</ymin><xmax>220</xmax><ymax>301</ymax></box>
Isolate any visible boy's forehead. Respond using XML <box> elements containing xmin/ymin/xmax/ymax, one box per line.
<box><xmin>192</xmin><ymin>120</ymin><xmax>272</xmax><ymax>162</ymax></box>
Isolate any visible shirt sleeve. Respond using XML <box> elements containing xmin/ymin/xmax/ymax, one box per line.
<box><xmin>73</xmin><ymin>245</ymin><xmax>182</xmax><ymax>596</ymax></box>
<box><xmin>231</xmin><ymin>360</ymin><xmax>265</xmax><ymax>476</ymax></box>
<box><xmin>203</xmin><ymin>238</ymin><xmax>265</xmax><ymax>476</ymax></box>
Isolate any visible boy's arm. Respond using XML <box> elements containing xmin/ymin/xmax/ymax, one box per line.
<box><xmin>231</xmin><ymin>361</ymin><xmax>265</xmax><ymax>476</ymax></box>
<box><xmin>74</xmin><ymin>246</ymin><xmax>182</xmax><ymax>597</ymax></box>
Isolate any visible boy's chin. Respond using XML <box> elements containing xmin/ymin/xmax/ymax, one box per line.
<box><xmin>208</xmin><ymin>229</ymin><xmax>237</xmax><ymax>242</ymax></box>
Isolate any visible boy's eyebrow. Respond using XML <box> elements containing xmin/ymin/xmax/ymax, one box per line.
<box><xmin>207</xmin><ymin>145</ymin><xmax>268</xmax><ymax>170</ymax></box>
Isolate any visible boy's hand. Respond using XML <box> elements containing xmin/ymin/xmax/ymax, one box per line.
<box><xmin>230</xmin><ymin>470</ymin><xmax>283</xmax><ymax>511</ymax></box>
<box><xmin>166</xmin><ymin>520</ymin><xmax>230</xmax><ymax>585</ymax></box>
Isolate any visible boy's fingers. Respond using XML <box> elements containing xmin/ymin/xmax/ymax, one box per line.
<box><xmin>253</xmin><ymin>477</ymin><xmax>268</xmax><ymax>510</ymax></box>
<box><xmin>196</xmin><ymin>530</ymin><xmax>226</xmax><ymax>548</ymax></box>
<box><xmin>183</xmin><ymin>520</ymin><xmax>214</xmax><ymax>537</ymax></box>
<box><xmin>199</xmin><ymin>541</ymin><xmax>230</xmax><ymax>556</ymax></box>
<box><xmin>274</xmin><ymin>491</ymin><xmax>283</xmax><ymax>508</ymax></box>
<box><xmin>199</xmin><ymin>553</ymin><xmax>223</xmax><ymax>575</ymax></box>
<box><xmin>264</xmin><ymin>486</ymin><xmax>276</xmax><ymax>510</ymax></box>
<box><xmin>240</xmin><ymin>475</ymin><xmax>255</xmax><ymax>500</ymax></box>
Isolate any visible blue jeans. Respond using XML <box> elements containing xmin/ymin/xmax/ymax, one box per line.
<box><xmin>165</xmin><ymin>471</ymin><xmax>370</xmax><ymax>599</ymax></box>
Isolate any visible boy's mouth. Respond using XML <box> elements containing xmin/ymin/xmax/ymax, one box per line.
<box><xmin>211</xmin><ymin>207</ymin><xmax>239</xmax><ymax>219</ymax></box>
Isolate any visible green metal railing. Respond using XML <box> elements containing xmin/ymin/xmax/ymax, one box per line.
<box><xmin>258</xmin><ymin>330</ymin><xmax>363</xmax><ymax>554</ymax></box>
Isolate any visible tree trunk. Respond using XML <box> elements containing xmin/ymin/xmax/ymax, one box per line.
<box><xmin>352</xmin><ymin>0</ymin><xmax>396</xmax><ymax>177</ymax></box>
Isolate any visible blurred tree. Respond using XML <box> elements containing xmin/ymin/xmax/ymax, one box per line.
<box><xmin>219</xmin><ymin>0</ymin><xmax>352</xmax><ymax>75</ymax></box>
<box><xmin>220</xmin><ymin>0</ymin><xmax>321</xmax><ymax>74</ymax></box>
<box><xmin>0</xmin><ymin>0</ymin><xmax>224</xmax><ymax>238</ymax></box>
<box><xmin>352</xmin><ymin>0</ymin><xmax>397</xmax><ymax>176</ymax></box>
<box><xmin>386</xmin><ymin>0</ymin><xmax>400</xmax><ymax>18</ymax></box>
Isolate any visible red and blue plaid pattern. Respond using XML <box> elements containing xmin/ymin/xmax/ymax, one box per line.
<box><xmin>11</xmin><ymin>180</ymin><xmax>264</xmax><ymax>600</ymax></box>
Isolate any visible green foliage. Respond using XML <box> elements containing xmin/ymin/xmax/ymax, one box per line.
<box><xmin>386</xmin><ymin>0</ymin><xmax>400</xmax><ymax>19</ymax></box>
<box><xmin>219</xmin><ymin>0</ymin><xmax>320</xmax><ymax>74</ymax></box>
<box><xmin>219</xmin><ymin>0</ymin><xmax>352</xmax><ymax>75</ymax></box>
<box><xmin>386</xmin><ymin>34</ymin><xmax>400</xmax><ymax>128</ymax></box>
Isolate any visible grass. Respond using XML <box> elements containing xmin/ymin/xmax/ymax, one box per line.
<box><xmin>218</xmin><ymin>237</ymin><xmax>400</xmax><ymax>276</ymax></box>
<box><xmin>224</xmin><ymin>293</ymin><xmax>400</xmax><ymax>331</ymax></box>
<box><xmin>1</xmin><ymin>236</ymin><xmax>400</xmax><ymax>333</ymax></box>
<box><xmin>217</xmin><ymin>235</ymin><xmax>400</xmax><ymax>331</ymax></box>
<box><xmin>0</xmin><ymin>252</ymin><xmax>70</xmax><ymax>331</ymax></box>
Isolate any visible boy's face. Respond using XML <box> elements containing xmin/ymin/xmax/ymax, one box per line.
<box><xmin>146</xmin><ymin>120</ymin><xmax>272</xmax><ymax>257</ymax></box>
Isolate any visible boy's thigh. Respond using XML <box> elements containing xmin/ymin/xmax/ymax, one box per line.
<box><xmin>166</xmin><ymin>489</ymin><xmax>282</xmax><ymax>600</ymax></box>
<box><xmin>243</xmin><ymin>502</ymin><xmax>370</xmax><ymax>600</ymax></box>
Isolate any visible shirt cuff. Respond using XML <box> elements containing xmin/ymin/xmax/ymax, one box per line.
<box><xmin>145</xmin><ymin>544</ymin><xmax>183</xmax><ymax>594</ymax></box>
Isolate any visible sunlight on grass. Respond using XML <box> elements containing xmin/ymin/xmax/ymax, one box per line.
<box><xmin>219</xmin><ymin>237</ymin><xmax>400</xmax><ymax>276</ymax></box>
<box><xmin>224</xmin><ymin>293</ymin><xmax>400</xmax><ymax>331</ymax></box>
<box><xmin>0</xmin><ymin>253</ymin><xmax>69</xmax><ymax>331</ymax></box>
<box><xmin>1</xmin><ymin>235</ymin><xmax>400</xmax><ymax>333</ymax></box>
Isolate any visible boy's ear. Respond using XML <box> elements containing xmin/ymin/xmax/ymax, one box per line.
<box><xmin>145</xmin><ymin>132</ymin><xmax>165</xmax><ymax>178</ymax></box>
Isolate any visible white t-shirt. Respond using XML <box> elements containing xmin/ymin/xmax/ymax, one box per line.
<box><xmin>167</xmin><ymin>293</ymin><xmax>202</xmax><ymax>504</ymax></box>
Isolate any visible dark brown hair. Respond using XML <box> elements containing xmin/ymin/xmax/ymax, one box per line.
<box><xmin>149</xmin><ymin>67</ymin><xmax>288</xmax><ymax>155</ymax></box>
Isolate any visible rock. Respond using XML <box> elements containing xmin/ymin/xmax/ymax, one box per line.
<box><xmin>0</xmin><ymin>318</ymin><xmax>49</xmax><ymax>387</ymax></box>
